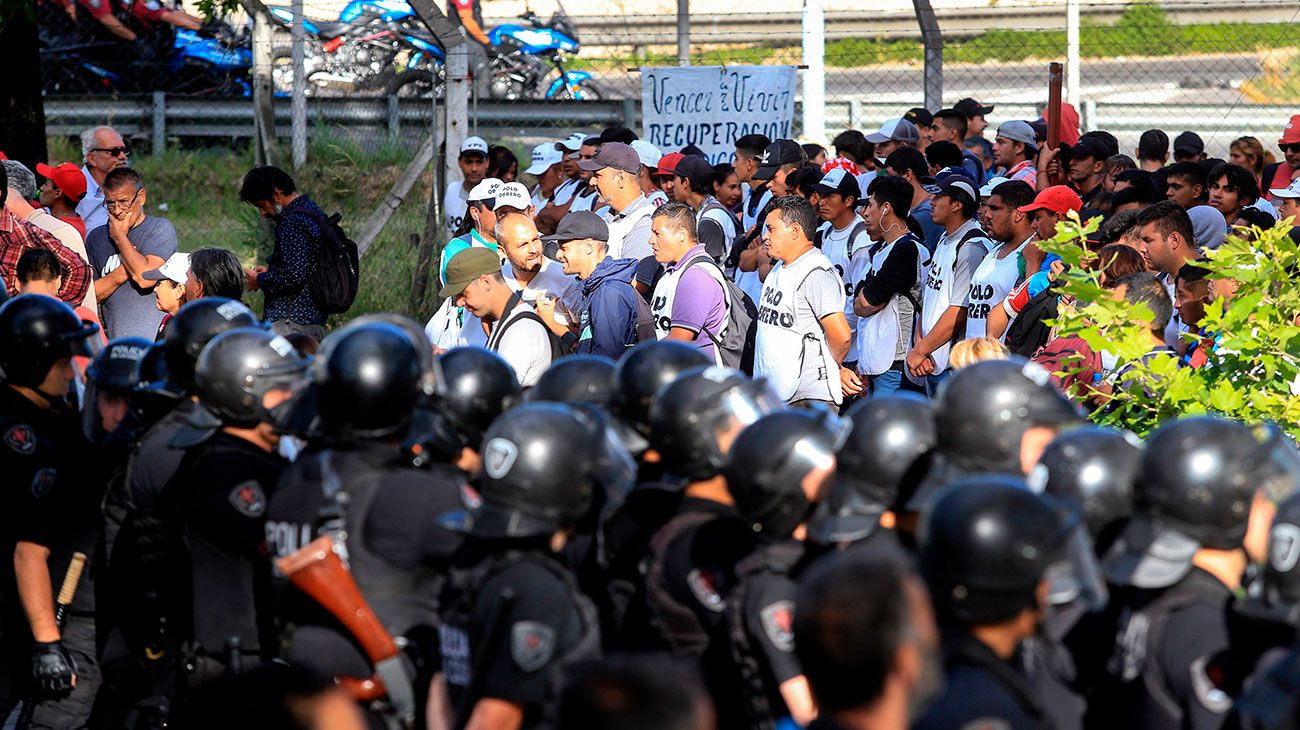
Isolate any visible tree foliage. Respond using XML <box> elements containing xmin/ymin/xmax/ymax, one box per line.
<box><xmin>1036</xmin><ymin>214</ymin><xmax>1300</xmax><ymax>437</ymax></box>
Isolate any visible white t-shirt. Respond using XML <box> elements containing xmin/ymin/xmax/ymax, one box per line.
<box><xmin>444</xmin><ymin>181</ymin><xmax>470</xmax><ymax>239</ymax></box>
<box><xmin>966</xmin><ymin>236</ymin><xmax>1028</xmax><ymax>340</ymax></box>
<box><xmin>488</xmin><ymin>302</ymin><xmax>552</xmax><ymax>387</ymax></box>
<box><xmin>754</xmin><ymin>248</ymin><xmax>846</xmax><ymax>404</ymax></box>
<box><xmin>424</xmin><ymin>296</ymin><xmax>489</xmax><ymax>351</ymax></box>
<box><xmin>502</xmin><ymin>257</ymin><xmax>579</xmax><ymax>323</ymax></box>
<box><xmin>817</xmin><ymin>219</ymin><xmax>872</xmax><ymax>363</ymax></box>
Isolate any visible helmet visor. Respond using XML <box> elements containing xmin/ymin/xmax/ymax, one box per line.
<box><xmin>1043</xmin><ymin>521</ymin><xmax>1109</xmax><ymax>613</ymax></box>
<box><xmin>1255</xmin><ymin>423</ymin><xmax>1300</xmax><ymax>505</ymax></box>
<box><xmin>68</xmin><ymin>322</ymin><xmax>102</xmax><ymax>359</ymax></box>
<box><xmin>708</xmin><ymin>381</ymin><xmax>784</xmax><ymax>446</ymax></box>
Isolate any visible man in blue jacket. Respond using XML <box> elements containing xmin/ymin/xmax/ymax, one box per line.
<box><xmin>536</xmin><ymin>211</ymin><xmax>642</xmax><ymax>358</ymax></box>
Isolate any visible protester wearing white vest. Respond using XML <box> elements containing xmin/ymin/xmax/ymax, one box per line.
<box><xmin>753</xmin><ymin>196</ymin><xmax>852</xmax><ymax>408</ymax></box>
<box><xmin>968</xmin><ymin>179</ymin><xmax>1037</xmax><ymax>341</ymax></box>
<box><xmin>907</xmin><ymin>169</ymin><xmax>996</xmax><ymax>394</ymax></box>
<box><xmin>813</xmin><ymin>168</ymin><xmax>872</xmax><ymax>375</ymax></box>
<box><xmin>581</xmin><ymin>143</ymin><xmax>654</xmax><ymax>261</ymax></box>
<box><xmin>852</xmin><ymin>175</ymin><xmax>928</xmax><ymax>397</ymax></box>
<box><xmin>649</xmin><ymin>202</ymin><xmax>729</xmax><ymax>364</ymax></box>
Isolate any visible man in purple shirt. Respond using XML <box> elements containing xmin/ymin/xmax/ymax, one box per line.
<box><xmin>648</xmin><ymin>202</ymin><xmax>727</xmax><ymax>363</ymax></box>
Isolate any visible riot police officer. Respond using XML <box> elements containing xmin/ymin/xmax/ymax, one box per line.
<box><xmin>264</xmin><ymin>320</ymin><xmax>465</xmax><ymax>723</ymax></box>
<box><xmin>806</xmin><ymin>392</ymin><xmax>936</xmax><ymax>552</ymax></box>
<box><xmin>611</xmin><ymin>340</ymin><xmax>711</xmax><ymax>462</ymax></box>
<box><xmin>1089</xmin><ymin>417</ymin><xmax>1293</xmax><ymax>730</ymax></box>
<box><xmin>722</xmin><ymin>409</ymin><xmax>847</xmax><ymax>730</ymax></box>
<box><xmin>408</xmin><ymin>346</ymin><xmax>519</xmax><ymax>475</ymax></box>
<box><xmin>914</xmin><ymin>476</ymin><xmax>1101</xmax><ymax>730</ymax></box>
<box><xmin>0</xmin><ymin>295</ymin><xmax>100</xmax><ymax>728</ymax></box>
<box><xmin>910</xmin><ymin>358</ymin><xmax>1079</xmax><ymax>512</ymax></box>
<box><xmin>436</xmin><ymin>403</ymin><xmax>624</xmax><ymax>729</ymax></box>
<box><xmin>524</xmin><ymin>354</ymin><xmax>617</xmax><ymax>406</ymax></box>
<box><xmin>166</xmin><ymin>327</ymin><xmax>308</xmax><ymax>680</ymax></box>
<box><xmin>1030</xmin><ymin>427</ymin><xmax>1142</xmax><ymax>553</ymax></box>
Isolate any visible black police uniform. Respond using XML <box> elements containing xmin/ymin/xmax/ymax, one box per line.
<box><xmin>914</xmin><ymin>630</ymin><xmax>1051</xmax><ymax>730</ymax></box>
<box><xmin>265</xmin><ymin>445</ymin><xmax>464</xmax><ymax>682</ymax></box>
<box><xmin>167</xmin><ymin>431</ymin><xmax>286</xmax><ymax>675</ymax></box>
<box><xmin>0</xmin><ymin>388</ymin><xmax>105</xmax><ymax>729</ymax></box>
<box><xmin>1084</xmin><ymin>568</ymin><xmax>1235</xmax><ymax>730</ymax></box>
<box><xmin>438</xmin><ymin>541</ymin><xmax>600</xmax><ymax>729</ymax></box>
<box><xmin>725</xmin><ymin>540</ymin><xmax>804</xmax><ymax>730</ymax></box>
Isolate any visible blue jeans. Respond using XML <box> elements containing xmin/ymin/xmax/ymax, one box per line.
<box><xmin>926</xmin><ymin>367</ymin><xmax>952</xmax><ymax>398</ymax></box>
<box><xmin>869</xmin><ymin>368</ymin><xmax>904</xmax><ymax>397</ymax></box>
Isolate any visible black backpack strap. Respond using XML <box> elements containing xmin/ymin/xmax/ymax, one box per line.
<box><xmin>677</xmin><ymin>254</ymin><xmax>728</xmax><ymax>350</ymax></box>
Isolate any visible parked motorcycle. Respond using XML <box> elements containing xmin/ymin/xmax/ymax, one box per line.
<box><xmin>266</xmin><ymin>5</ymin><xmax>414</xmax><ymax>95</ymax></box>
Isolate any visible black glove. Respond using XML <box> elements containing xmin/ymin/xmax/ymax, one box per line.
<box><xmin>32</xmin><ymin>641</ymin><xmax>77</xmax><ymax>693</ymax></box>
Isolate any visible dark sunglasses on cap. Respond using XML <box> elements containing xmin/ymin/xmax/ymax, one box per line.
<box><xmin>92</xmin><ymin>145</ymin><xmax>131</xmax><ymax>157</ymax></box>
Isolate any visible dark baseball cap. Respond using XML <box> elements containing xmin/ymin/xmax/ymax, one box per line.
<box><xmin>905</xmin><ymin>107</ymin><xmax>934</xmax><ymax>129</ymax></box>
<box><xmin>439</xmin><ymin>247</ymin><xmax>502</xmax><ymax>299</ymax></box>
<box><xmin>674</xmin><ymin>155</ymin><xmax>714</xmax><ymax>186</ymax></box>
<box><xmin>933</xmin><ymin>167</ymin><xmax>979</xmax><ymax>207</ymax></box>
<box><xmin>954</xmin><ymin>97</ymin><xmax>994</xmax><ymax>118</ymax></box>
<box><xmin>541</xmin><ymin>211</ymin><xmax>609</xmax><ymax>243</ymax></box>
<box><xmin>578</xmin><ymin>142</ymin><xmax>641</xmax><ymax>174</ymax></box>
<box><xmin>753</xmin><ymin>140</ymin><xmax>804</xmax><ymax>181</ymax></box>
<box><xmin>1174</xmin><ymin>131</ymin><xmax>1205</xmax><ymax>156</ymax></box>
<box><xmin>1069</xmin><ymin>137</ymin><xmax>1110</xmax><ymax>162</ymax></box>
<box><xmin>814</xmin><ymin>168</ymin><xmax>860</xmax><ymax>198</ymax></box>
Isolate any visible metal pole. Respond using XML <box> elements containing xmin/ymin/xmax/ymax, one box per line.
<box><xmin>801</xmin><ymin>0</ymin><xmax>825</xmax><ymax>143</ymax></box>
<box><xmin>291</xmin><ymin>0</ymin><xmax>307</xmax><ymax>169</ymax></box>
<box><xmin>248</xmin><ymin>6</ymin><xmax>280</xmax><ymax>167</ymax></box>
<box><xmin>1066</xmin><ymin>0</ymin><xmax>1081</xmax><ymax>109</ymax></box>
<box><xmin>445</xmin><ymin>46</ymin><xmax>470</xmax><ymax>203</ymax></box>
<box><xmin>912</xmin><ymin>0</ymin><xmax>942</xmax><ymax>111</ymax></box>
<box><xmin>676</xmin><ymin>0</ymin><xmax>690</xmax><ymax>66</ymax></box>
<box><xmin>151</xmin><ymin>91</ymin><xmax>166</xmax><ymax>154</ymax></box>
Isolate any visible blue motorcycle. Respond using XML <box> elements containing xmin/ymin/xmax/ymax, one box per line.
<box><xmin>385</xmin><ymin>3</ymin><xmax>600</xmax><ymax>101</ymax></box>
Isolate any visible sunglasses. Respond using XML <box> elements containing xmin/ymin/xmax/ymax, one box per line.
<box><xmin>1283</xmin><ymin>143</ymin><xmax>1300</xmax><ymax>154</ymax></box>
<box><xmin>92</xmin><ymin>146</ymin><xmax>131</xmax><ymax>157</ymax></box>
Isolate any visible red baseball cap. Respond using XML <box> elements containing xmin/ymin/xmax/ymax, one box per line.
<box><xmin>35</xmin><ymin>162</ymin><xmax>87</xmax><ymax>203</ymax></box>
<box><xmin>1018</xmin><ymin>185</ymin><xmax>1083</xmax><ymax>216</ymax></box>
<box><xmin>656</xmin><ymin>152</ymin><xmax>684</xmax><ymax>177</ymax></box>
<box><xmin>1280</xmin><ymin>114</ymin><xmax>1300</xmax><ymax>145</ymax></box>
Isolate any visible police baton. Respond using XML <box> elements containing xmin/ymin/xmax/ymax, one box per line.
<box><xmin>452</xmin><ymin>588</ymin><xmax>516</xmax><ymax>730</ymax></box>
<box><xmin>16</xmin><ymin>552</ymin><xmax>87</xmax><ymax>730</ymax></box>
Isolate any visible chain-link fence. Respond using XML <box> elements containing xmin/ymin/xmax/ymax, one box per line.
<box><xmin>30</xmin><ymin>0</ymin><xmax>1300</xmax><ymax>319</ymax></box>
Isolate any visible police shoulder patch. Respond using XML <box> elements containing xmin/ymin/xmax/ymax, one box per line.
<box><xmin>5</xmin><ymin>424</ymin><xmax>36</xmax><ymax>455</ymax></box>
<box><xmin>228</xmin><ymin>480</ymin><xmax>266</xmax><ymax>518</ymax></box>
<box><xmin>31</xmin><ymin>468</ymin><xmax>57</xmax><ymax>498</ymax></box>
<box><xmin>686</xmin><ymin>568</ymin><xmax>725</xmax><ymax>613</ymax></box>
<box><xmin>1190</xmin><ymin>655</ymin><xmax>1233</xmax><ymax>714</ymax></box>
<box><xmin>759</xmin><ymin>600</ymin><xmax>795</xmax><ymax>653</ymax></box>
<box><xmin>959</xmin><ymin>719</ymin><xmax>1012</xmax><ymax>730</ymax></box>
<box><xmin>510</xmin><ymin>621</ymin><xmax>556</xmax><ymax>673</ymax></box>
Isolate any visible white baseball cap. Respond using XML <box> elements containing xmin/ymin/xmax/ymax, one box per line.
<box><xmin>468</xmin><ymin>177</ymin><xmax>503</xmax><ymax>202</ymax></box>
<box><xmin>142</xmin><ymin>252</ymin><xmax>191</xmax><ymax>285</ymax></box>
<box><xmin>630</xmin><ymin>140</ymin><xmax>664</xmax><ymax>170</ymax></box>
<box><xmin>493</xmin><ymin>181</ymin><xmax>532</xmax><ymax>211</ymax></box>
<box><xmin>525</xmin><ymin>142</ymin><xmax>565</xmax><ymax>175</ymax></box>
<box><xmin>980</xmin><ymin>175</ymin><xmax>1011</xmax><ymax>198</ymax></box>
<box><xmin>459</xmin><ymin>136</ymin><xmax>489</xmax><ymax>157</ymax></box>
<box><xmin>555</xmin><ymin>132</ymin><xmax>590</xmax><ymax>152</ymax></box>
<box><xmin>1269</xmin><ymin>178</ymin><xmax>1300</xmax><ymax>200</ymax></box>
<box><xmin>866</xmin><ymin>118</ymin><xmax>920</xmax><ymax>145</ymax></box>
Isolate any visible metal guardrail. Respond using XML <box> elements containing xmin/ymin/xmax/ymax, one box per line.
<box><xmin>43</xmin><ymin>95</ymin><xmax>1293</xmax><ymax>152</ymax></box>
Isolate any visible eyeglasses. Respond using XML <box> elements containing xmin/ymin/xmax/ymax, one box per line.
<box><xmin>92</xmin><ymin>146</ymin><xmax>131</xmax><ymax>157</ymax></box>
<box><xmin>1282</xmin><ymin>143</ymin><xmax>1300</xmax><ymax>154</ymax></box>
<box><xmin>104</xmin><ymin>188</ymin><xmax>142</xmax><ymax>210</ymax></box>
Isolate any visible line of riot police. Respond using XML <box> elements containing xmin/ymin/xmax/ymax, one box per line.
<box><xmin>1</xmin><ymin>289</ymin><xmax>1299</xmax><ymax>730</ymax></box>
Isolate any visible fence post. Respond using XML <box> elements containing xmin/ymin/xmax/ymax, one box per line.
<box><xmin>801</xmin><ymin>0</ymin><xmax>826</xmax><ymax>143</ymax></box>
<box><xmin>151</xmin><ymin>91</ymin><xmax>166</xmax><ymax>154</ymax></box>
<box><xmin>1067</xmin><ymin>0</ymin><xmax>1081</xmax><ymax>109</ymax></box>
<box><xmin>848</xmin><ymin>98</ymin><xmax>862</xmax><ymax>130</ymax></box>
<box><xmin>1082</xmin><ymin>98</ymin><xmax>1097</xmax><ymax>134</ymax></box>
<box><xmin>621</xmin><ymin>98</ymin><xmax>637</xmax><ymax>132</ymax></box>
<box><xmin>912</xmin><ymin>0</ymin><xmax>942</xmax><ymax>111</ymax></box>
<box><xmin>291</xmin><ymin>0</ymin><xmax>307</xmax><ymax>169</ymax></box>
<box><xmin>676</xmin><ymin>0</ymin><xmax>690</xmax><ymax>66</ymax></box>
<box><xmin>388</xmin><ymin>96</ymin><xmax>401</xmax><ymax>144</ymax></box>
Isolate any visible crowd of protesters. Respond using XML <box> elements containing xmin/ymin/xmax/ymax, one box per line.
<box><xmin>0</xmin><ymin>99</ymin><xmax>1298</xmax><ymax>730</ymax></box>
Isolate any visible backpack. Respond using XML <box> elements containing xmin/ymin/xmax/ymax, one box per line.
<box><xmin>629</xmin><ymin>283</ymin><xmax>657</xmax><ymax>344</ymax></box>
<box><xmin>679</xmin><ymin>256</ymin><xmax>758</xmax><ymax>373</ymax></box>
<box><xmin>296</xmin><ymin>208</ymin><xmax>360</xmax><ymax>316</ymax></box>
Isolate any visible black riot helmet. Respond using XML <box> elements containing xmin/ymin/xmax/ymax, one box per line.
<box><xmin>920</xmin><ymin>476</ymin><xmax>1102</xmax><ymax>625</ymax></box>
<box><xmin>195</xmin><ymin>328</ymin><xmax>310</xmax><ymax>428</ymax></box>
<box><xmin>441</xmin><ymin>403</ymin><xmax>635</xmax><ymax>539</ymax></box>
<box><xmin>526</xmin><ymin>355</ymin><xmax>617</xmax><ymax>407</ymax></box>
<box><xmin>724</xmin><ymin>409</ymin><xmax>849</xmax><ymax>539</ymax></box>
<box><xmin>912</xmin><ymin>358</ymin><xmax>1080</xmax><ymax>511</ymax></box>
<box><xmin>86</xmin><ymin>337</ymin><xmax>152</xmax><ymax>393</ymax></box>
<box><xmin>0</xmin><ymin>294</ymin><xmax>99</xmax><ymax>387</ymax></box>
<box><xmin>135</xmin><ymin>341</ymin><xmax>182</xmax><ymax>400</ymax></box>
<box><xmin>808</xmin><ymin>392</ymin><xmax>937</xmax><ymax>545</ymax></box>
<box><xmin>344</xmin><ymin>313</ymin><xmax>441</xmax><ymax>403</ymax></box>
<box><xmin>1030</xmin><ymin>427</ymin><xmax>1141</xmax><ymax>541</ymax></box>
<box><xmin>429</xmin><ymin>347</ymin><xmax>520</xmax><ymax>450</ymax></box>
<box><xmin>648</xmin><ymin>366</ymin><xmax>784</xmax><ymax>484</ymax></box>
<box><xmin>295</xmin><ymin>322</ymin><xmax>424</xmax><ymax>442</ymax></box>
<box><xmin>162</xmin><ymin>298</ymin><xmax>260</xmax><ymax>392</ymax></box>
<box><xmin>1238</xmin><ymin>491</ymin><xmax>1300</xmax><ymax>627</ymax></box>
<box><xmin>612</xmin><ymin>341</ymin><xmax>711</xmax><ymax>437</ymax></box>
<box><xmin>1102</xmin><ymin>417</ymin><xmax>1299</xmax><ymax>589</ymax></box>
